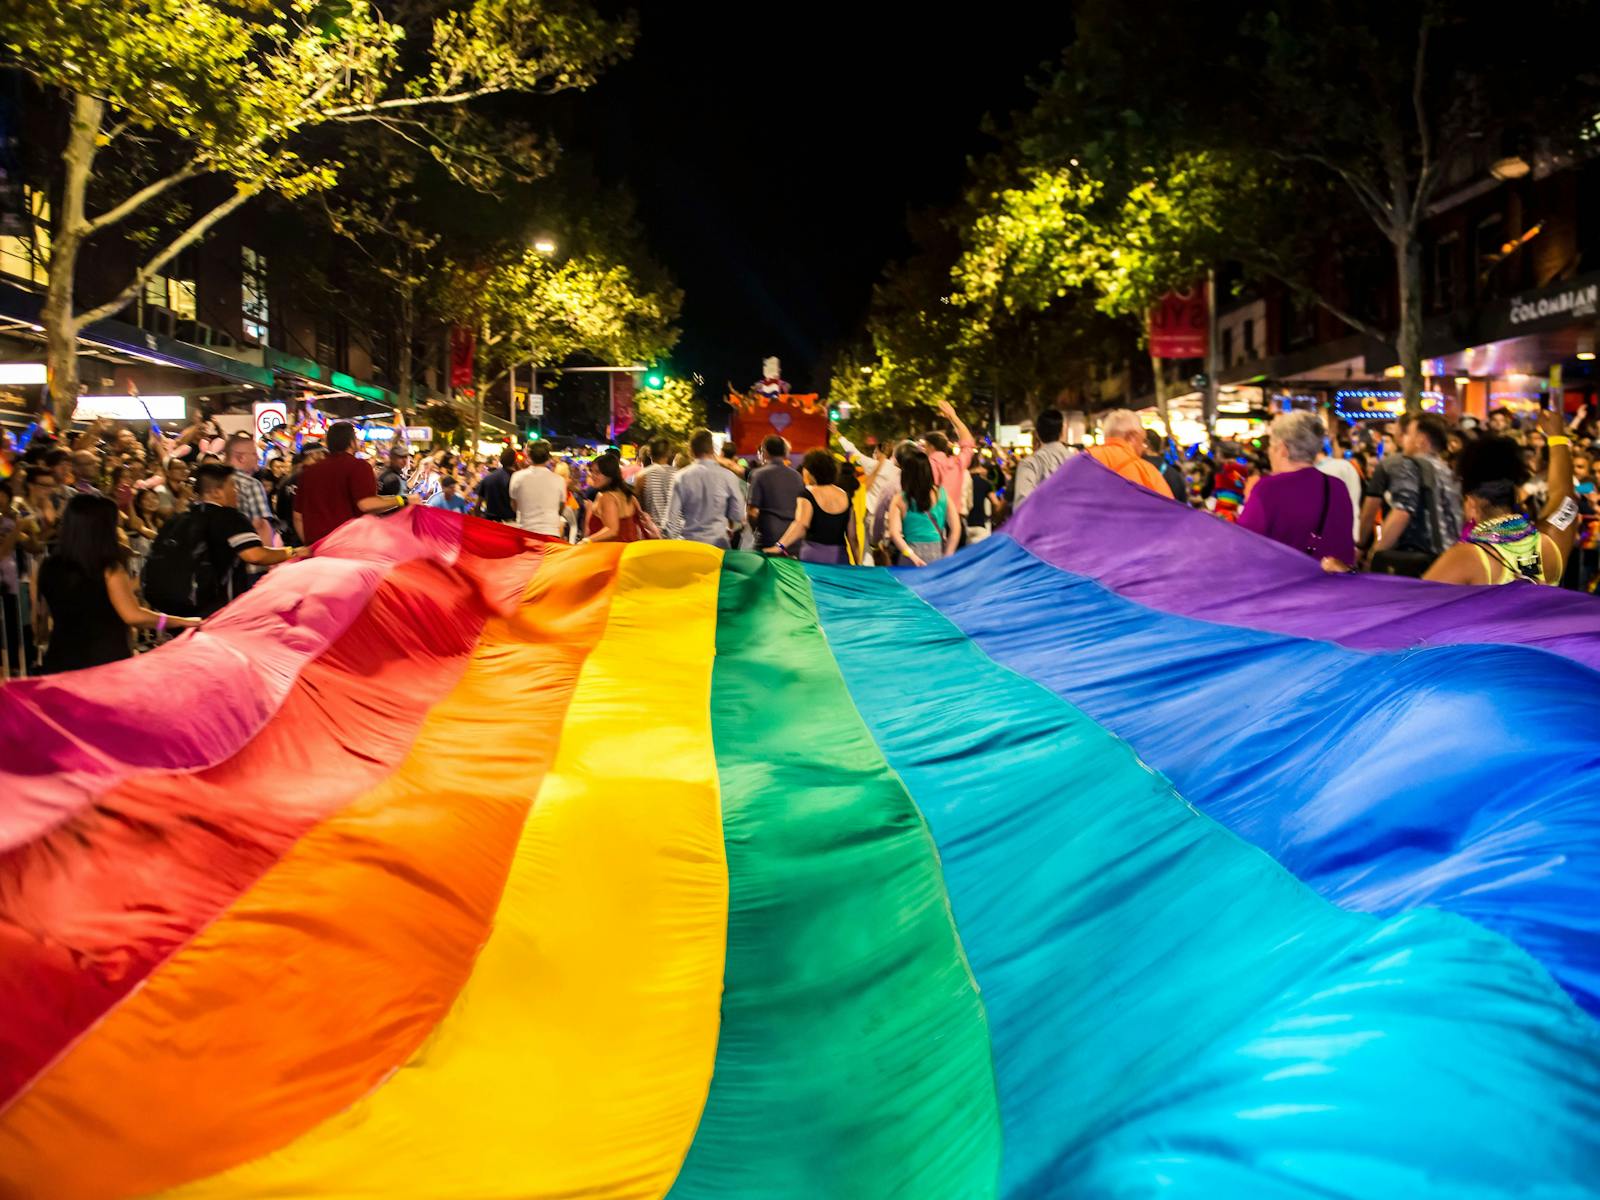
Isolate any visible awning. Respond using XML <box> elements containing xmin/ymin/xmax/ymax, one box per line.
<box><xmin>263</xmin><ymin>347</ymin><xmax>394</xmax><ymax>409</ymax></box>
<box><xmin>0</xmin><ymin>280</ymin><xmax>275</xmax><ymax>390</ymax></box>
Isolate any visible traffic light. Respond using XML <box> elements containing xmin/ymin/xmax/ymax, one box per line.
<box><xmin>828</xmin><ymin>405</ymin><xmax>841</xmax><ymax>421</ymax></box>
<box><xmin>644</xmin><ymin>368</ymin><xmax>664</xmax><ymax>389</ymax></box>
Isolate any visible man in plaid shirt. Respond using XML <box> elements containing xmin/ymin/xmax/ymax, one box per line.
<box><xmin>227</xmin><ymin>432</ymin><xmax>275</xmax><ymax>593</ymax></box>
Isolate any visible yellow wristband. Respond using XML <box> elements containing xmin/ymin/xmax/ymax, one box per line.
<box><xmin>1548</xmin><ymin>435</ymin><xmax>1572</xmax><ymax>447</ymax></box>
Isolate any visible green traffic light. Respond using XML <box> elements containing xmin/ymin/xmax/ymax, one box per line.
<box><xmin>645</xmin><ymin>372</ymin><xmax>664</xmax><ymax>389</ymax></box>
<box><xmin>828</xmin><ymin>407</ymin><xmax>840</xmax><ymax>421</ymax></box>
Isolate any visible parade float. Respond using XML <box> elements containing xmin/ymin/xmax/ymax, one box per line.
<box><xmin>727</xmin><ymin>356</ymin><xmax>828</xmax><ymax>454</ymax></box>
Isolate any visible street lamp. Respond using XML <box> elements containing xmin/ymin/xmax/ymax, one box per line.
<box><xmin>532</xmin><ymin>236</ymin><xmax>558</xmax><ymax>256</ymax></box>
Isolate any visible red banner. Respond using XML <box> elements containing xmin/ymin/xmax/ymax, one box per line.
<box><xmin>448</xmin><ymin>326</ymin><xmax>475</xmax><ymax>389</ymax></box>
<box><xmin>1148</xmin><ymin>285</ymin><xmax>1208</xmax><ymax>359</ymax></box>
<box><xmin>727</xmin><ymin>390</ymin><xmax>827</xmax><ymax>455</ymax></box>
<box><xmin>609</xmin><ymin>373</ymin><xmax>636</xmax><ymax>439</ymax></box>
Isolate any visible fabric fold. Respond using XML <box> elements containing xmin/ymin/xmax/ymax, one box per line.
<box><xmin>810</xmin><ymin>564</ymin><xmax>1600</xmax><ymax>1198</ymax></box>
<box><xmin>668</xmin><ymin>553</ymin><xmax>1001</xmax><ymax>1200</ymax></box>
<box><xmin>1010</xmin><ymin>455</ymin><xmax>1600</xmax><ymax>669</ymax></box>
<box><xmin>905</xmin><ymin>535</ymin><xmax>1600</xmax><ymax>1017</ymax></box>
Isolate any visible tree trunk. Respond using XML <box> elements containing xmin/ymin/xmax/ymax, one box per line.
<box><xmin>1395</xmin><ymin>230</ymin><xmax>1425</xmax><ymax>413</ymax></box>
<box><xmin>395</xmin><ymin>284</ymin><xmax>414</xmax><ymax>426</ymax></box>
<box><xmin>472</xmin><ymin>318</ymin><xmax>488</xmax><ymax>453</ymax></box>
<box><xmin>43</xmin><ymin>93</ymin><xmax>104</xmax><ymax>425</ymax></box>
<box><xmin>42</xmin><ymin>294</ymin><xmax>79</xmax><ymax>429</ymax></box>
<box><xmin>1149</xmin><ymin>347</ymin><xmax>1173</xmax><ymax>442</ymax></box>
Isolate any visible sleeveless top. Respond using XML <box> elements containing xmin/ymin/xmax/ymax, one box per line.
<box><xmin>902</xmin><ymin>488</ymin><xmax>949</xmax><ymax>544</ymax></box>
<box><xmin>1466</xmin><ymin>514</ymin><xmax>1555</xmax><ymax>585</ymax></box>
<box><xmin>39</xmin><ymin>557</ymin><xmax>132</xmax><ymax>672</ymax></box>
<box><xmin>802</xmin><ymin>487</ymin><xmax>850</xmax><ymax>548</ymax></box>
<box><xmin>587</xmin><ymin>492</ymin><xmax>640</xmax><ymax>542</ymax></box>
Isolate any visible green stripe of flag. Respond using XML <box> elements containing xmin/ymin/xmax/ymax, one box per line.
<box><xmin>667</xmin><ymin>554</ymin><xmax>1001</xmax><ymax>1199</ymax></box>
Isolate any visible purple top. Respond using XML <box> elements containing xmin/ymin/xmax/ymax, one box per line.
<box><xmin>1237</xmin><ymin>466</ymin><xmax>1355</xmax><ymax>565</ymax></box>
<box><xmin>1006</xmin><ymin>455</ymin><xmax>1600</xmax><ymax>672</ymax></box>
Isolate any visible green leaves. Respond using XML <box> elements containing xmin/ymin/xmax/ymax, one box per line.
<box><xmin>0</xmin><ymin>0</ymin><xmax>632</xmax><ymax>229</ymax></box>
<box><xmin>634</xmin><ymin>377</ymin><xmax>702</xmax><ymax>442</ymax></box>
<box><xmin>952</xmin><ymin>158</ymin><xmax>1208</xmax><ymax>329</ymax></box>
<box><xmin>438</xmin><ymin>246</ymin><xmax>681</xmax><ymax>376</ymax></box>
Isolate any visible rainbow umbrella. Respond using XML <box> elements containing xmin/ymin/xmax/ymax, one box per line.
<box><xmin>2</xmin><ymin>459</ymin><xmax>1598</xmax><ymax>1198</ymax></box>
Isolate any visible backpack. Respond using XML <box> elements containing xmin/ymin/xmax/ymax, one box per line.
<box><xmin>141</xmin><ymin>509</ymin><xmax>221</xmax><ymax>617</ymax></box>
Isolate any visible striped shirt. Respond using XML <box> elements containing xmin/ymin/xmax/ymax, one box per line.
<box><xmin>637</xmin><ymin>463</ymin><xmax>677</xmax><ymax>526</ymax></box>
<box><xmin>233</xmin><ymin>470</ymin><xmax>274</xmax><ymax>574</ymax></box>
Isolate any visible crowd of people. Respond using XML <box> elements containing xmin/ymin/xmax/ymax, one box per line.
<box><xmin>1</xmin><ymin>391</ymin><xmax>1592</xmax><ymax>679</ymax></box>
<box><xmin>995</xmin><ymin>401</ymin><xmax>1587</xmax><ymax>588</ymax></box>
<box><xmin>0</xmin><ymin>414</ymin><xmax>497</xmax><ymax>676</ymax></box>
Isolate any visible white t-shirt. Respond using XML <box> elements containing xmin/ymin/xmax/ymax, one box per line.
<box><xmin>1317</xmin><ymin>457</ymin><xmax>1363</xmax><ymax>540</ymax></box>
<box><xmin>863</xmin><ymin>459</ymin><xmax>901</xmax><ymax>514</ymax></box>
<box><xmin>509</xmin><ymin>465</ymin><xmax>567</xmax><ymax>536</ymax></box>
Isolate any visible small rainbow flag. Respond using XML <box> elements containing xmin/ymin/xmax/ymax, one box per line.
<box><xmin>2</xmin><ymin>458</ymin><xmax>1599</xmax><ymax>1198</ymax></box>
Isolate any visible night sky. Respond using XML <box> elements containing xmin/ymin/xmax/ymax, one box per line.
<box><xmin>579</xmin><ymin>5</ymin><xmax>1076</xmax><ymax>395</ymax></box>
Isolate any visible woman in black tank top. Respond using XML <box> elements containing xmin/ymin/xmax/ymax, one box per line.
<box><xmin>36</xmin><ymin>494</ymin><xmax>200</xmax><ymax>674</ymax></box>
<box><xmin>765</xmin><ymin>449</ymin><xmax>858</xmax><ymax>565</ymax></box>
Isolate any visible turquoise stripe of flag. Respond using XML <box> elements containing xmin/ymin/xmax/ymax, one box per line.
<box><xmin>808</xmin><ymin>565</ymin><xmax>1600</xmax><ymax>1199</ymax></box>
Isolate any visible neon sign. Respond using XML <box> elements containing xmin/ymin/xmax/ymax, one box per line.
<box><xmin>1333</xmin><ymin>389</ymin><xmax>1445</xmax><ymax>421</ymax></box>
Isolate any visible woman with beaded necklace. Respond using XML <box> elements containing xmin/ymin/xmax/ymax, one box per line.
<box><xmin>1424</xmin><ymin>411</ymin><xmax>1577</xmax><ymax>586</ymax></box>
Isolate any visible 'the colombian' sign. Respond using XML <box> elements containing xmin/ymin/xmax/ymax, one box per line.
<box><xmin>1508</xmin><ymin>281</ymin><xmax>1599</xmax><ymax>328</ymax></box>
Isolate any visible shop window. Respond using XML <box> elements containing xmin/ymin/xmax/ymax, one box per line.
<box><xmin>142</xmin><ymin>251</ymin><xmax>197</xmax><ymax>320</ymax></box>
<box><xmin>1475</xmin><ymin>212</ymin><xmax>1505</xmax><ymax>299</ymax></box>
<box><xmin>1430</xmin><ymin>233</ymin><xmax>1459</xmax><ymax>314</ymax></box>
<box><xmin>0</xmin><ymin>185</ymin><xmax>49</xmax><ymax>286</ymax></box>
<box><xmin>242</xmin><ymin>246</ymin><xmax>269</xmax><ymax>344</ymax></box>
<box><xmin>169</xmin><ymin>277</ymin><xmax>197</xmax><ymax>320</ymax></box>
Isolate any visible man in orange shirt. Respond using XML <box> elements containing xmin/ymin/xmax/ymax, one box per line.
<box><xmin>1086</xmin><ymin>409</ymin><xmax>1175</xmax><ymax>499</ymax></box>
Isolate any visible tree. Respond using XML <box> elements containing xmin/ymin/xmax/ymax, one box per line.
<box><xmin>950</xmin><ymin>151</ymin><xmax>1298</xmax><ymax>429</ymax></box>
<box><xmin>633</xmin><ymin>377</ymin><xmax>702</xmax><ymax>443</ymax></box>
<box><xmin>0</xmin><ymin>0</ymin><xmax>633</xmax><ymax>420</ymax></box>
<box><xmin>436</xmin><ymin>245</ymin><xmax>681</xmax><ymax>443</ymax></box>
<box><xmin>316</xmin><ymin>136</ymin><xmax>445</xmax><ymax>422</ymax></box>
<box><xmin>1034</xmin><ymin>0</ymin><xmax>1600</xmax><ymax>410</ymax></box>
<box><xmin>834</xmin><ymin>201</ymin><xmax>1137</xmax><ymax>438</ymax></box>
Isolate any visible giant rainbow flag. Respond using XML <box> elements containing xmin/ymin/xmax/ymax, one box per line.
<box><xmin>3</xmin><ymin>456</ymin><xmax>1600</xmax><ymax>1198</ymax></box>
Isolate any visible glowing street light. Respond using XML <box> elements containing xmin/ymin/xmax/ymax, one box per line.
<box><xmin>532</xmin><ymin>236</ymin><xmax>558</xmax><ymax>256</ymax></box>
